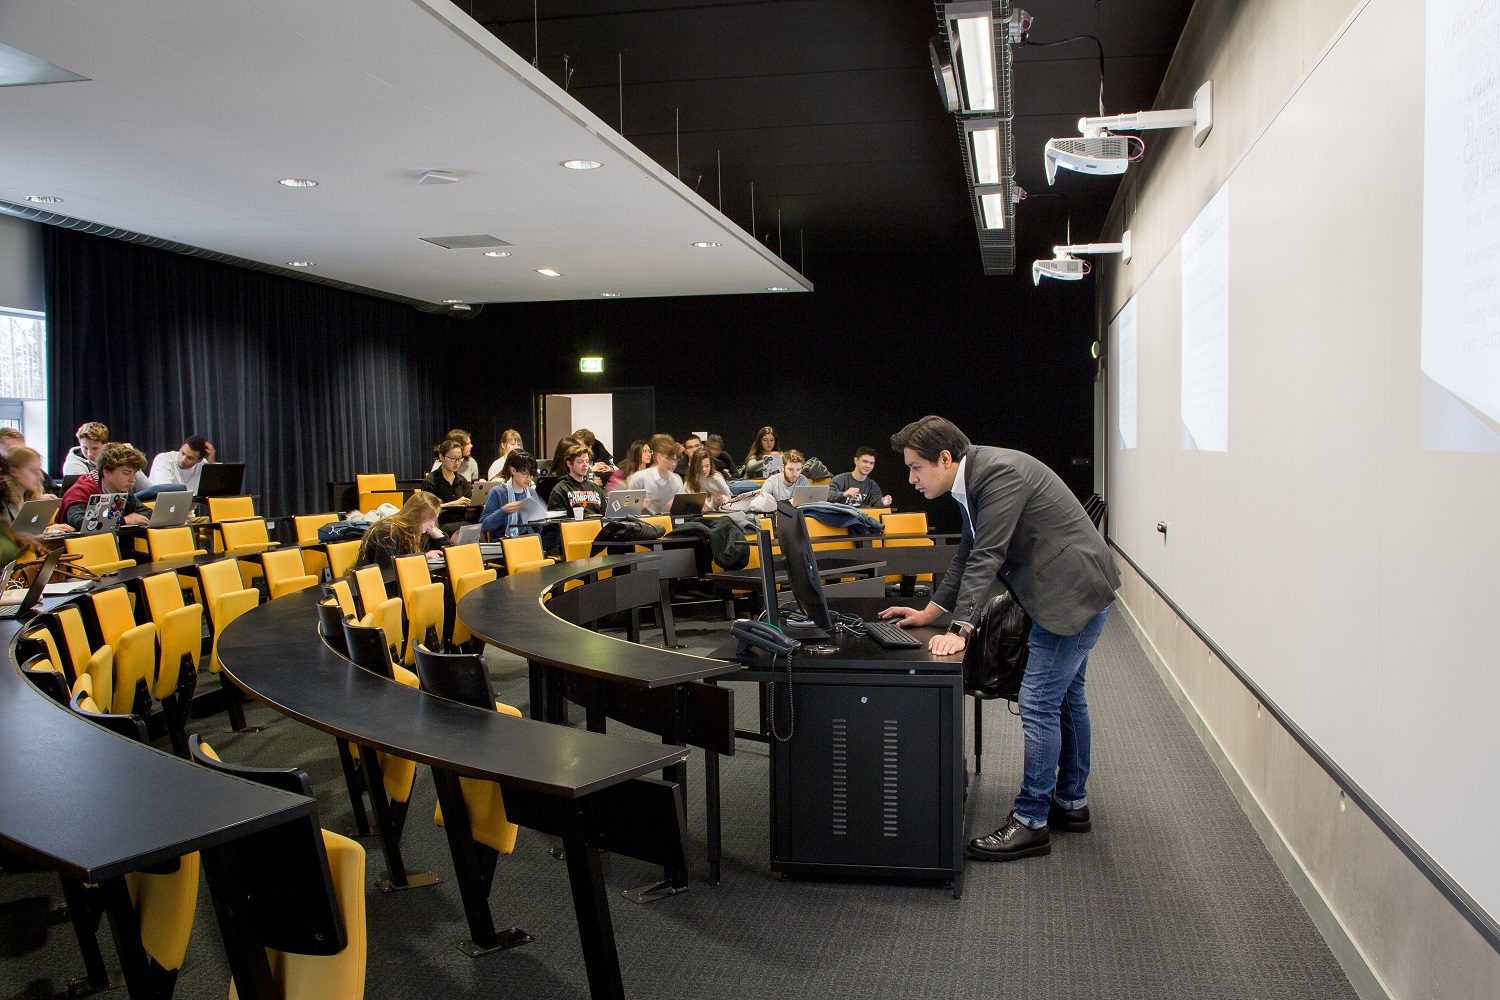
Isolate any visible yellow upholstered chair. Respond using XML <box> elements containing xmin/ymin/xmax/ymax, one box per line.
<box><xmin>262</xmin><ymin>548</ymin><xmax>319</xmax><ymax>600</ymax></box>
<box><xmin>326</xmin><ymin>579</ymin><xmax>358</xmax><ymax>621</ymax></box>
<box><xmin>879</xmin><ymin>512</ymin><xmax>934</xmax><ymax>585</ymax></box>
<box><xmin>294</xmin><ymin>513</ymin><xmax>340</xmax><ymax>577</ymax></box>
<box><xmin>639</xmin><ymin>516</ymin><xmax>673</xmax><ymax>548</ymax></box>
<box><xmin>403</xmin><ymin>584</ymin><xmax>445</xmax><ymax>665</ymax></box>
<box><xmin>195</xmin><ymin>741</ymin><xmax>366</xmax><ymax>1000</ymax></box>
<box><xmin>64</xmin><ymin>533</ymin><xmax>136</xmax><ymax>574</ymax></box>
<box><xmin>197</xmin><ymin>559</ymin><xmax>261</xmax><ymax>675</ymax></box>
<box><xmin>356</xmin><ymin>473</ymin><xmax>402</xmax><ymax>513</ymax></box>
<box><xmin>140</xmin><ymin>572</ymin><xmax>203</xmax><ymax>756</ymax></box>
<box><xmin>110</xmin><ymin>623</ymin><xmax>159</xmax><ymax>718</ymax></box>
<box><xmin>325</xmin><ymin>539</ymin><xmax>363</xmax><ymax>582</ymax></box>
<box><xmin>91</xmin><ymin>587</ymin><xmax>139</xmax><ymax>647</ymax></box>
<box><xmin>44</xmin><ymin>607</ymin><xmax>107</xmax><ymax>705</ymax></box>
<box><xmin>804</xmin><ymin>518</ymin><xmax>853</xmax><ymax>551</ymax></box>
<box><xmin>501</xmin><ymin>535</ymin><xmax>554</xmax><ymax>575</ymax></box>
<box><xmin>145</xmin><ymin>527</ymin><xmax>207</xmax><ymax>563</ymax></box>
<box><xmin>449</xmin><ymin>569</ymin><xmax>496</xmax><ymax>647</ymax></box>
<box><xmin>443</xmin><ymin>543</ymin><xmax>485</xmax><ymax>589</ymax></box>
<box><xmin>559</xmin><ymin>519</ymin><xmax>602</xmax><ymax>562</ymax></box>
<box><xmin>392</xmin><ymin>555</ymin><xmax>433</xmax><ymax>613</ymax></box>
<box><xmin>361</xmin><ymin>598</ymin><xmax>405</xmax><ymax>666</ymax></box>
<box><xmin>206</xmin><ymin>495</ymin><xmax>255</xmax><ymax>523</ymax></box>
<box><xmin>352</xmin><ymin>565</ymin><xmax>388</xmax><ymax>618</ymax></box>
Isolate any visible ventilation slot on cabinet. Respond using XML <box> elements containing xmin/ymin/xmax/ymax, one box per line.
<box><xmin>830</xmin><ymin>718</ymin><xmax>848</xmax><ymax>836</ymax></box>
<box><xmin>882</xmin><ymin>719</ymin><xmax>899</xmax><ymax>837</ymax></box>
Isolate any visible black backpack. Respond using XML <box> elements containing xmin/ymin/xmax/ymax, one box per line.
<box><xmin>963</xmin><ymin>587</ymin><xmax>1033</xmax><ymax>701</ymax></box>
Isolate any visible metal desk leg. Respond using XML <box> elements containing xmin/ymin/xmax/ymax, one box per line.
<box><xmin>360</xmin><ymin>749</ymin><xmax>440</xmax><ymax>893</ymax></box>
<box><xmin>705</xmin><ymin>749</ymin><xmax>722</xmax><ymax>885</ymax></box>
<box><xmin>201</xmin><ymin>845</ymin><xmax>277</xmax><ymax>1000</ymax></box>
<box><xmin>658</xmin><ymin>579</ymin><xmax>684</xmax><ymax>648</ymax></box>
<box><xmin>562</xmin><ymin>825</ymin><xmax>626</xmax><ymax>1000</ymax></box>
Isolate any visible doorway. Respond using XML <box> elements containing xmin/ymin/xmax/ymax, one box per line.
<box><xmin>534</xmin><ymin>387</ymin><xmax>655</xmax><ymax>468</ymax></box>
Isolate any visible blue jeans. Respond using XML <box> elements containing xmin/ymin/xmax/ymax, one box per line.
<box><xmin>1013</xmin><ymin>604</ymin><xmax>1111</xmax><ymax>827</ymax></box>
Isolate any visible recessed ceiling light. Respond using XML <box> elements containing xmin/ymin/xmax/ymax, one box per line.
<box><xmin>766</xmin><ymin>286</ymin><xmax>789</xmax><ymax>292</ymax></box>
<box><xmin>442</xmin><ymin>299</ymin><xmax>464</xmax><ymax>304</ymax></box>
<box><xmin>287</xmin><ymin>260</ymin><xmax>314</xmax><ymax>267</ymax></box>
<box><xmin>537</xmin><ymin>268</ymin><xmax>562</xmax><ymax>277</ymax></box>
<box><xmin>562</xmin><ymin>159</ymin><xmax>602</xmax><ymax>170</ymax></box>
<box><xmin>600</xmin><ymin>292</ymin><xmax>622</xmax><ymax>297</ymax></box>
<box><xmin>23</xmin><ymin>195</ymin><xmax>62</xmax><ymax>204</ymax></box>
<box><xmin>692</xmin><ymin>241</ymin><xmax>722</xmax><ymax>248</ymax></box>
<box><xmin>278</xmin><ymin>178</ymin><xmax>318</xmax><ymax>188</ymax></box>
<box><xmin>483</xmin><ymin>250</ymin><xmax>512</xmax><ymax>258</ymax></box>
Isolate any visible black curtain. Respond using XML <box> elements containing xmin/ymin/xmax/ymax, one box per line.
<box><xmin>45</xmin><ymin>227</ymin><xmax>449</xmax><ymax>517</ymax></box>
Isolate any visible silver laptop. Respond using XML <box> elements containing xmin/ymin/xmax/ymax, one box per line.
<box><xmin>148</xmin><ymin>491</ymin><xmax>193</xmax><ymax>526</ymax></box>
<box><xmin>604</xmin><ymin>489</ymin><xmax>646</xmax><ymax>519</ymax></box>
<box><xmin>790</xmin><ymin>484</ymin><xmax>830</xmax><ymax>507</ymax></box>
<box><xmin>79</xmin><ymin>493</ymin><xmax>128</xmax><ymax>534</ymax></box>
<box><xmin>9</xmin><ymin>498</ymin><xmax>60</xmax><ymax>535</ymax></box>
<box><xmin>0</xmin><ymin>548</ymin><xmax>65</xmax><ymax>619</ymax></box>
<box><xmin>453</xmin><ymin>523</ymin><xmax>483</xmax><ymax>546</ymax></box>
<box><xmin>471</xmin><ymin>479</ymin><xmax>501</xmax><ymax>504</ymax></box>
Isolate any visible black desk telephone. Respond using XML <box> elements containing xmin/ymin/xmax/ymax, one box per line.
<box><xmin>732</xmin><ymin>619</ymin><xmax>800</xmax><ymax>657</ymax></box>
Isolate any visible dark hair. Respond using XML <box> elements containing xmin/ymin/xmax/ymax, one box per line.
<box><xmin>184</xmin><ymin>435</ymin><xmax>210</xmax><ymax>457</ymax></box>
<box><xmin>890</xmin><ymin>415</ymin><xmax>970</xmax><ymax>463</ymax></box>
<box><xmin>550</xmin><ymin>436</ymin><xmax>580</xmax><ymax>472</ymax></box>
<box><xmin>619</xmin><ymin>439</ymin><xmax>649</xmax><ymax>478</ymax></box>
<box><xmin>434</xmin><ymin>437</ymin><xmax>465</xmax><ymax>459</ymax></box>
<box><xmin>98</xmin><ymin>442</ymin><xmax>148</xmax><ymax>473</ymax></box>
<box><xmin>745</xmin><ymin>425</ymin><xmax>777</xmax><ymax>465</ymax></box>
<box><xmin>853</xmin><ymin>445</ymin><xmax>877</xmax><ymax>460</ymax></box>
<box><xmin>684</xmin><ymin>449</ymin><xmax>716</xmax><ymax>492</ymax></box>
<box><xmin>501</xmin><ymin>450</ymin><xmax>535</xmax><ymax>479</ymax></box>
<box><xmin>683</xmin><ymin>433</ymin><xmax>701</xmax><ymax>445</ymax></box>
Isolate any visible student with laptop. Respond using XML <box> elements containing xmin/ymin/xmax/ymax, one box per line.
<box><xmin>480</xmin><ymin>451</ymin><xmax>542</xmax><ymax>540</ymax></box>
<box><xmin>759</xmin><ymin>449</ymin><xmax>810</xmax><ymax>502</ymax></box>
<box><xmin>429</xmin><ymin>428</ymin><xmax>480</xmax><ymax>482</ymax></box>
<box><xmin>606</xmin><ymin>439</ymin><xmax>650</xmax><ymax>491</ymax></box>
<box><xmin>2</xmin><ymin>448</ymin><xmax>67</xmax><ymax>565</ymax></box>
<box><xmin>421</xmin><ymin>437</ymin><xmax>474</xmax><ymax>536</ymax></box>
<box><xmin>486</xmin><ymin>428</ymin><xmax>525</xmax><ymax>479</ymax></box>
<box><xmin>59</xmin><ymin>444</ymin><xmax>151</xmax><ymax>531</ymax></box>
<box><xmin>355</xmin><ymin>493</ymin><xmax>445</xmax><ymax>571</ymax></box>
<box><xmin>626</xmin><ymin>434</ymin><xmax>684</xmax><ymax>514</ymax></box>
<box><xmin>829</xmin><ymin>445</ymin><xmax>893</xmax><ymax>508</ymax></box>
<box><xmin>144</xmin><ymin>434</ymin><xmax>214</xmax><ymax>499</ymax></box>
<box><xmin>547</xmin><ymin>443</ymin><xmax>606</xmax><ymax>516</ymax></box>
<box><xmin>742</xmin><ymin>426</ymin><xmax>782</xmax><ymax>479</ymax></box>
<box><xmin>60</xmin><ymin>421</ymin><xmax>151</xmax><ymax>493</ymax></box>
<box><xmin>683</xmin><ymin>448</ymin><xmax>732</xmax><ymax>511</ymax></box>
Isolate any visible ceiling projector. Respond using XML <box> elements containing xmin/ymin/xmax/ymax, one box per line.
<box><xmin>1031</xmin><ymin>231</ymin><xmax>1131</xmax><ymax>286</ymax></box>
<box><xmin>1044</xmin><ymin>81</ymin><xmax>1213</xmax><ymax>185</ymax></box>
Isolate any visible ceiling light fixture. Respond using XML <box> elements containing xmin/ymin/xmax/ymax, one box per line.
<box><xmin>692</xmin><ymin>241</ymin><xmax>721</xmax><ymax>248</ymax></box>
<box><xmin>942</xmin><ymin>2</ymin><xmax>998</xmax><ymax>113</ymax></box>
<box><xmin>287</xmin><ymin>260</ymin><xmax>314</xmax><ymax>267</ymax></box>
<box><xmin>600</xmin><ymin>292</ymin><xmax>621</xmax><ymax>297</ymax></box>
<box><xmin>537</xmin><ymin>268</ymin><xmax>562</xmax><ymax>277</ymax></box>
<box><xmin>562</xmin><ymin>159</ymin><xmax>602</xmax><ymax>170</ymax></box>
<box><xmin>23</xmin><ymin>195</ymin><xmax>63</xmax><ymax>204</ymax></box>
<box><xmin>483</xmin><ymin>251</ymin><xmax>512</xmax><ymax>258</ymax></box>
<box><xmin>965</xmin><ymin>122</ymin><xmax>1002</xmax><ymax>185</ymax></box>
<box><xmin>976</xmin><ymin>186</ymin><xmax>1007</xmax><ymax>230</ymax></box>
<box><xmin>442</xmin><ymin>299</ymin><xmax>464</xmax><ymax>304</ymax></box>
<box><xmin>278</xmin><ymin>178</ymin><xmax>318</xmax><ymax>188</ymax></box>
<box><xmin>767</xmin><ymin>286</ymin><xmax>789</xmax><ymax>292</ymax></box>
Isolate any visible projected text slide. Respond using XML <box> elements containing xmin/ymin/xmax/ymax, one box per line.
<box><xmin>1181</xmin><ymin>184</ymin><xmax>1230</xmax><ymax>452</ymax></box>
<box><xmin>1422</xmin><ymin>0</ymin><xmax>1500</xmax><ymax>450</ymax></box>
<box><xmin>1114</xmin><ymin>298</ymin><xmax>1137</xmax><ymax>449</ymax></box>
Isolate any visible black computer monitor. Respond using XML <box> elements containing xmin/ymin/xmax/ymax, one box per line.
<box><xmin>773</xmin><ymin>500</ymin><xmax>834</xmax><ymax>635</ymax></box>
<box><xmin>194</xmin><ymin>462</ymin><xmax>246</xmax><ymax>499</ymax></box>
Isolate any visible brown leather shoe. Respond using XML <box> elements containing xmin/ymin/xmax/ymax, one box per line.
<box><xmin>966</xmin><ymin>812</ymin><xmax>1051</xmax><ymax>862</ymax></box>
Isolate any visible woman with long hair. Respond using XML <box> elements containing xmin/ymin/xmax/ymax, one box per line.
<box><xmin>606</xmin><ymin>439</ymin><xmax>651</xmax><ymax>490</ymax></box>
<box><xmin>684</xmin><ymin>448</ymin><xmax>732</xmax><ymax>510</ymax></box>
<box><xmin>743</xmin><ymin>426</ymin><xmax>782</xmax><ymax>479</ymax></box>
<box><xmin>487</xmin><ymin>428</ymin><xmax>525</xmax><ymax>479</ymax></box>
<box><xmin>355</xmin><ymin>492</ymin><xmax>443</xmax><ymax>571</ymax></box>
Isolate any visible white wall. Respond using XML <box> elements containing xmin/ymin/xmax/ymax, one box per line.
<box><xmin>561</xmin><ymin>393</ymin><xmax>613</xmax><ymax>457</ymax></box>
<box><xmin>1098</xmin><ymin>0</ymin><xmax>1500</xmax><ymax>993</ymax></box>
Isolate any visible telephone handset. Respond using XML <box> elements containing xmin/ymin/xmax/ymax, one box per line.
<box><xmin>732</xmin><ymin>619</ymin><xmax>800</xmax><ymax>657</ymax></box>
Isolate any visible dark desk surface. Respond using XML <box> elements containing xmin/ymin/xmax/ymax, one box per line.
<box><xmin>457</xmin><ymin>553</ymin><xmax>739</xmax><ymax>689</ymax></box>
<box><xmin>710</xmin><ymin>597</ymin><xmax>962</xmax><ymax>673</ymax></box>
<box><xmin>0</xmin><ymin>617</ymin><xmax>315</xmax><ymax>882</ymax></box>
<box><xmin>218</xmin><ymin>588</ymin><xmax>687</xmax><ymax>798</ymax></box>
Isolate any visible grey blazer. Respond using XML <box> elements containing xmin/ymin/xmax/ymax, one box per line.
<box><xmin>932</xmin><ymin>446</ymin><xmax>1119</xmax><ymax>636</ymax></box>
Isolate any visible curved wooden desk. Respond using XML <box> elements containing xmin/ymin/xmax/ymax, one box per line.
<box><xmin>217</xmin><ymin>583</ymin><xmax>689</xmax><ymax>1000</ymax></box>
<box><xmin>1</xmin><ymin>607</ymin><xmax>317</xmax><ymax>999</ymax></box>
<box><xmin>456</xmin><ymin>553</ymin><xmax>740</xmax><ymax>885</ymax></box>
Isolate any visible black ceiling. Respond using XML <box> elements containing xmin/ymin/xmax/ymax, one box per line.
<box><xmin>468</xmin><ymin>0</ymin><xmax>1195</xmax><ymax>278</ymax></box>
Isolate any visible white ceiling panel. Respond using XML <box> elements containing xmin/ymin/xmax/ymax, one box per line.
<box><xmin>0</xmin><ymin>0</ymin><xmax>807</xmax><ymax>304</ymax></box>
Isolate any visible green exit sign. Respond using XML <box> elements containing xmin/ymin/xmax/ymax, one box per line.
<box><xmin>580</xmin><ymin>357</ymin><xmax>604</xmax><ymax>373</ymax></box>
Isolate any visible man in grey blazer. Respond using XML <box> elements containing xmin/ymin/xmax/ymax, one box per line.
<box><xmin>881</xmin><ymin>416</ymin><xmax>1119</xmax><ymax>862</ymax></box>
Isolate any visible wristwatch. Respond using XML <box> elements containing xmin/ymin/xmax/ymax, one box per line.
<box><xmin>947</xmin><ymin>621</ymin><xmax>973</xmax><ymax>638</ymax></box>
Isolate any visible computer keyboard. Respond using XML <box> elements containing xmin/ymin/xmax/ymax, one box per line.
<box><xmin>862</xmin><ymin>619</ymin><xmax>923</xmax><ymax>649</ymax></box>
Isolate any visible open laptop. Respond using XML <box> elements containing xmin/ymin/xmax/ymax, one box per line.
<box><xmin>604</xmin><ymin>489</ymin><xmax>646</xmax><ymax>519</ymax></box>
<box><xmin>470</xmin><ymin>479</ymin><xmax>500</xmax><ymax>504</ymax></box>
<box><xmin>0</xmin><ymin>549</ymin><xmax>65</xmax><ymax>619</ymax></box>
<box><xmin>790</xmin><ymin>484</ymin><xmax>830</xmax><ymax>506</ymax></box>
<box><xmin>761</xmin><ymin>454</ymin><xmax>783</xmax><ymax>478</ymax></box>
<box><xmin>148</xmin><ymin>490</ymin><xmax>194</xmax><ymax>526</ymax></box>
<box><xmin>669</xmin><ymin>492</ymin><xmax>708</xmax><ymax>517</ymax></box>
<box><xmin>78</xmin><ymin>493</ymin><xmax>128</xmax><ymax>534</ymax></box>
<box><xmin>193</xmin><ymin>462</ymin><xmax>246</xmax><ymax>500</ymax></box>
<box><xmin>9</xmin><ymin>498</ymin><xmax>60</xmax><ymax>535</ymax></box>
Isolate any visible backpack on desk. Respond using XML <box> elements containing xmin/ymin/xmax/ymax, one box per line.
<box><xmin>963</xmin><ymin>587</ymin><xmax>1033</xmax><ymax>701</ymax></box>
